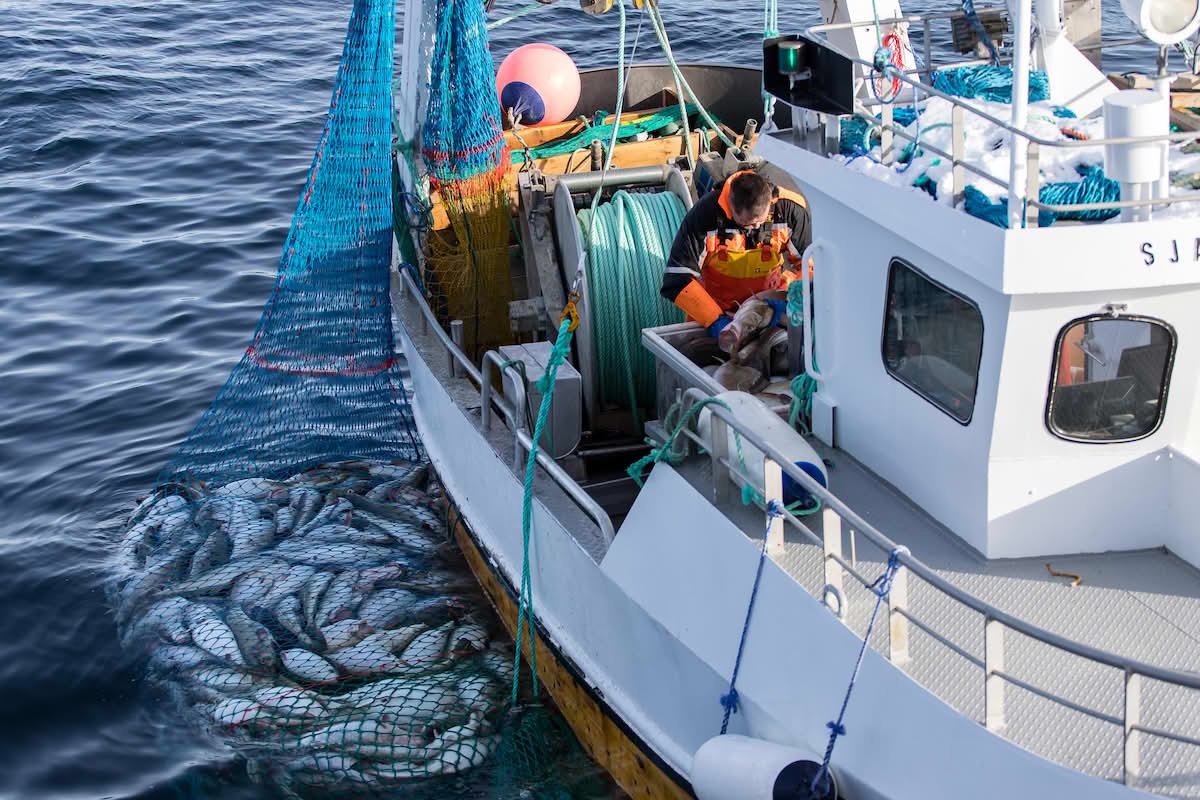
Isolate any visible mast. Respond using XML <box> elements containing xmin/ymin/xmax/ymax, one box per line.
<box><xmin>1007</xmin><ymin>0</ymin><xmax>1033</xmax><ymax>228</ymax></box>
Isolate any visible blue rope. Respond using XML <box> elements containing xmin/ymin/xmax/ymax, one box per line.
<box><xmin>961</xmin><ymin>0</ymin><xmax>1000</xmax><ymax>65</ymax></box>
<box><xmin>932</xmin><ymin>65</ymin><xmax>1049</xmax><ymax>104</ymax></box>
<box><xmin>963</xmin><ymin>164</ymin><xmax>1121</xmax><ymax>228</ymax></box>
<box><xmin>811</xmin><ymin>548</ymin><xmax>906</xmax><ymax>796</ymax></box>
<box><xmin>719</xmin><ymin>500</ymin><xmax>785</xmax><ymax>735</ymax></box>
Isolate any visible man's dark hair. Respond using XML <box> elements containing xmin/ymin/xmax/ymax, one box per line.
<box><xmin>728</xmin><ymin>171</ymin><xmax>773</xmax><ymax>217</ymax></box>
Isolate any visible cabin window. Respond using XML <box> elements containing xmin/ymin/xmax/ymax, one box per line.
<box><xmin>881</xmin><ymin>259</ymin><xmax>984</xmax><ymax>424</ymax></box>
<box><xmin>1047</xmin><ymin>315</ymin><xmax>1175</xmax><ymax>443</ymax></box>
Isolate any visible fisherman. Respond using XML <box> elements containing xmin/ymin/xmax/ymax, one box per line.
<box><xmin>660</xmin><ymin>170</ymin><xmax>811</xmax><ymax>336</ymax></box>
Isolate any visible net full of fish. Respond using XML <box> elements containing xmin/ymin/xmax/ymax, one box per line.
<box><xmin>114</xmin><ymin>459</ymin><xmax>513</xmax><ymax>797</ymax></box>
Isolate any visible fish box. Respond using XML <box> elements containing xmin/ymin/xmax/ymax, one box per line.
<box><xmin>498</xmin><ymin>342</ymin><xmax>582</xmax><ymax>459</ymax></box>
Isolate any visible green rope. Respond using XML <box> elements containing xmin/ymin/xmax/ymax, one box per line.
<box><xmin>646</xmin><ymin>4</ymin><xmax>736</xmax><ymax>149</ymax></box>
<box><xmin>510</xmin><ymin>104</ymin><xmax>699</xmax><ymax>164</ymax></box>
<box><xmin>512</xmin><ymin>316</ymin><xmax>575</xmax><ymax>704</ymax></box>
<box><xmin>577</xmin><ymin>191</ymin><xmax>686</xmax><ymax>427</ymax></box>
<box><xmin>487</xmin><ymin>0</ymin><xmax>545</xmax><ymax>30</ymax></box>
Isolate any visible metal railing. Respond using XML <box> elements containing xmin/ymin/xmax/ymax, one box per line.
<box><xmin>396</xmin><ymin>267</ymin><xmax>615</xmax><ymax>546</ymax></box>
<box><xmin>802</xmin><ymin>11</ymin><xmax>1200</xmax><ymax>227</ymax></box>
<box><xmin>665</xmin><ymin>385</ymin><xmax>1200</xmax><ymax>787</ymax></box>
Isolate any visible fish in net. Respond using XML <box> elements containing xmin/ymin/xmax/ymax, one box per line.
<box><xmin>110</xmin><ymin>0</ymin><xmax>613</xmax><ymax>796</ymax></box>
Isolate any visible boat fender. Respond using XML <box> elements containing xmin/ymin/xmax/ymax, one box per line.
<box><xmin>692</xmin><ymin>734</ymin><xmax>838</xmax><ymax>800</ymax></box>
<box><xmin>696</xmin><ymin>390</ymin><xmax>828</xmax><ymax>506</ymax></box>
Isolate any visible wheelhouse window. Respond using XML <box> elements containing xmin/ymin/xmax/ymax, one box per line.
<box><xmin>882</xmin><ymin>259</ymin><xmax>984</xmax><ymax>424</ymax></box>
<box><xmin>1047</xmin><ymin>315</ymin><xmax>1175</xmax><ymax>443</ymax></box>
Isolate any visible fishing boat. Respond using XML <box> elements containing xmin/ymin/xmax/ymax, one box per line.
<box><xmin>392</xmin><ymin>0</ymin><xmax>1200</xmax><ymax>794</ymax></box>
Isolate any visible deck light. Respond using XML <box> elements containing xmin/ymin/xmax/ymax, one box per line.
<box><xmin>1121</xmin><ymin>0</ymin><xmax>1200</xmax><ymax>44</ymax></box>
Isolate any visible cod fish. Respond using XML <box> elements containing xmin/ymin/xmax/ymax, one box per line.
<box><xmin>281</xmin><ymin>648</ymin><xmax>339</xmax><ymax>685</ymax></box>
<box><xmin>717</xmin><ymin>298</ymin><xmax>773</xmax><ymax>355</ymax></box>
<box><xmin>226</xmin><ymin>603</ymin><xmax>278</xmax><ymax>675</ymax></box>
<box><xmin>712</xmin><ymin>360</ymin><xmax>768</xmax><ymax>393</ymax></box>
<box><xmin>186</xmin><ymin>604</ymin><xmax>246</xmax><ymax>665</ymax></box>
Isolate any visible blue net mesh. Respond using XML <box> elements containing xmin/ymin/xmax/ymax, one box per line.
<box><xmin>422</xmin><ymin>0</ymin><xmax>510</xmax><ymax>188</ymax></box>
<box><xmin>159</xmin><ymin>0</ymin><xmax>421</xmax><ymax>486</ymax></box>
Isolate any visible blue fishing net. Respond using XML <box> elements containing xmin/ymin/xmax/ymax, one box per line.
<box><xmin>158</xmin><ymin>0</ymin><xmax>421</xmax><ymax>487</ymax></box>
<box><xmin>422</xmin><ymin>0</ymin><xmax>509</xmax><ymax>188</ymax></box>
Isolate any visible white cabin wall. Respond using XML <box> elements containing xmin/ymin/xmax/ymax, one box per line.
<box><xmin>1167</xmin><ymin>449</ymin><xmax>1200</xmax><ymax>567</ymax></box>
<box><xmin>984</xmin><ymin>286</ymin><xmax>1200</xmax><ymax>558</ymax></box>
<box><xmin>808</xmin><ymin>202</ymin><xmax>1004</xmax><ymax>554</ymax></box>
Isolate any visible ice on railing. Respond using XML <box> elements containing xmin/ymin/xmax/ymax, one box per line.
<box><xmin>833</xmin><ymin>95</ymin><xmax>1200</xmax><ymax>222</ymax></box>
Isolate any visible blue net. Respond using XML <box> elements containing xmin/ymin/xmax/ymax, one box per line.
<box><xmin>158</xmin><ymin>0</ymin><xmax>421</xmax><ymax>487</ymax></box>
<box><xmin>422</xmin><ymin>0</ymin><xmax>510</xmax><ymax>189</ymax></box>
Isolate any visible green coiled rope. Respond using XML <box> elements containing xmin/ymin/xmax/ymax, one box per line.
<box><xmin>576</xmin><ymin>190</ymin><xmax>686</xmax><ymax>428</ymax></box>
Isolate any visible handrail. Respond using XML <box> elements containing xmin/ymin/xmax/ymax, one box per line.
<box><xmin>799</xmin><ymin>12</ymin><xmax>1200</xmax><ymax>220</ymax></box>
<box><xmin>679</xmin><ymin>387</ymin><xmax>1200</xmax><ymax>691</ymax></box>
<box><xmin>396</xmin><ymin>266</ymin><xmax>615</xmax><ymax>547</ymax></box>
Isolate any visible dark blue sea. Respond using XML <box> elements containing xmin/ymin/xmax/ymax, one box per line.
<box><xmin>0</xmin><ymin>0</ymin><xmax>1166</xmax><ymax>797</ymax></box>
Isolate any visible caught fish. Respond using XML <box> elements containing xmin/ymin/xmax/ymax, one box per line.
<box><xmin>320</xmin><ymin>618</ymin><xmax>375</xmax><ymax>652</ymax></box>
<box><xmin>186</xmin><ymin>603</ymin><xmax>246</xmax><ymax>665</ymax></box>
<box><xmin>358</xmin><ymin>588</ymin><xmax>420</xmax><ymax>630</ymax></box>
<box><xmin>211</xmin><ymin>477</ymin><xmax>287</xmax><ymax>502</ymax></box>
<box><xmin>226</xmin><ymin>603</ymin><xmax>279</xmax><ymax>675</ymax></box>
<box><xmin>424</xmin><ymin>732</ymin><xmax>500</xmax><ymax>776</ymax></box>
<box><xmin>150</xmin><ymin>645</ymin><xmax>214</xmax><ymax>673</ymax></box>
<box><xmin>712</xmin><ymin>360</ymin><xmax>768</xmax><ymax>393</ymax></box>
<box><xmin>186</xmin><ymin>665</ymin><xmax>265</xmax><ymax>695</ymax></box>
<box><xmin>301</xmin><ymin>571</ymin><xmax>334</xmax><ymax>632</ymax></box>
<box><xmin>251</xmin><ymin>686</ymin><xmax>328</xmax><ymax>720</ymax></box>
<box><xmin>281</xmin><ymin>648</ymin><xmax>339</xmax><ymax>685</ymax></box>
<box><xmin>123</xmin><ymin>596</ymin><xmax>192</xmax><ymax>648</ymax></box>
<box><xmin>257</xmin><ymin>564</ymin><xmax>317</xmax><ymax>612</ymax></box>
<box><xmin>169</xmin><ymin>555</ymin><xmax>277</xmax><ymax>597</ymax></box>
<box><xmin>315</xmin><ymin>570</ymin><xmax>363</xmax><ymax>628</ymax></box>
<box><xmin>274</xmin><ymin>595</ymin><xmax>323</xmax><ymax>652</ymax></box>
<box><xmin>717</xmin><ymin>298</ymin><xmax>774</xmax><ymax>355</ymax></box>
<box><xmin>288</xmin><ymin>486</ymin><xmax>323</xmax><ymax>532</ymax></box>
<box><xmin>188</xmin><ymin>526</ymin><xmax>230</xmax><ymax>580</ymax></box>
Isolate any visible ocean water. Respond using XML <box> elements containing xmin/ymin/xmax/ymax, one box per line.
<box><xmin>0</xmin><ymin>0</ymin><xmax>1167</xmax><ymax>797</ymax></box>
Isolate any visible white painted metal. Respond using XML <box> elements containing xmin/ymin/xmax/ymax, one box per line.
<box><xmin>817</xmin><ymin>0</ymin><xmax>916</xmax><ymax>104</ymax></box>
<box><xmin>1008</xmin><ymin>0</ymin><xmax>1034</xmax><ymax>229</ymax></box>
<box><xmin>692</xmin><ymin>735</ymin><xmax>825</xmax><ymax>800</ymax></box>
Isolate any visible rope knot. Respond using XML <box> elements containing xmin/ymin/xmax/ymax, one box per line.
<box><xmin>826</xmin><ymin>720</ymin><xmax>846</xmax><ymax>737</ymax></box>
<box><xmin>766</xmin><ymin>499</ymin><xmax>784</xmax><ymax>518</ymax></box>
<box><xmin>720</xmin><ymin>689</ymin><xmax>740</xmax><ymax>715</ymax></box>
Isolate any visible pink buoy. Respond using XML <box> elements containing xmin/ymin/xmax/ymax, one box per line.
<box><xmin>495</xmin><ymin>43</ymin><xmax>581</xmax><ymax>126</ymax></box>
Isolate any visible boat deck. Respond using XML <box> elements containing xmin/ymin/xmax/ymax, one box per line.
<box><xmin>666</xmin><ymin>442</ymin><xmax>1200</xmax><ymax>796</ymax></box>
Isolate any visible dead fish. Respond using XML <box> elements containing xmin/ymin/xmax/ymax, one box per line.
<box><xmin>366</xmin><ymin>461</ymin><xmax>428</xmax><ymax>485</ymax></box>
<box><xmin>315</xmin><ymin>570</ymin><xmax>362</xmax><ymax>628</ymax></box>
<box><xmin>211</xmin><ymin>477</ymin><xmax>288</xmax><ymax>502</ymax></box>
<box><xmin>712</xmin><ymin>360</ymin><xmax>768</xmax><ymax>393</ymax></box>
<box><xmin>301</xmin><ymin>571</ymin><xmax>334</xmax><ymax>632</ymax></box>
<box><xmin>717</xmin><ymin>298</ymin><xmax>774</xmax><ymax>355</ymax></box>
<box><xmin>736</xmin><ymin>325</ymin><xmax>788</xmax><ymax>370</ymax></box>
<box><xmin>320</xmin><ymin>618</ymin><xmax>375</xmax><ymax>652</ymax></box>
<box><xmin>358</xmin><ymin>588</ymin><xmax>420</xmax><ymax>630</ymax></box>
<box><xmin>123</xmin><ymin>596</ymin><xmax>192</xmax><ymax>647</ymax></box>
<box><xmin>188</xmin><ymin>525</ymin><xmax>230</xmax><ymax>580</ymax></box>
<box><xmin>226</xmin><ymin>603</ymin><xmax>278</xmax><ymax>675</ymax></box>
<box><xmin>275</xmin><ymin>595</ymin><xmax>324</xmax><ymax>652</ymax></box>
<box><xmin>288</xmin><ymin>486</ymin><xmax>323</xmax><ymax>532</ymax></box>
<box><xmin>150</xmin><ymin>645</ymin><xmax>214</xmax><ymax>673</ymax></box>
<box><xmin>185</xmin><ymin>603</ymin><xmax>245</xmax><ymax>665</ymax></box>
<box><xmin>251</xmin><ymin>686</ymin><xmax>328</xmax><ymax>720</ymax></box>
<box><xmin>257</xmin><ymin>564</ymin><xmax>317</xmax><ymax>612</ymax></box>
<box><xmin>281</xmin><ymin>648</ymin><xmax>339</xmax><ymax>685</ymax></box>
<box><xmin>170</xmin><ymin>555</ymin><xmax>278</xmax><ymax>597</ymax></box>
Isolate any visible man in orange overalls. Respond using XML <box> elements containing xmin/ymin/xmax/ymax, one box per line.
<box><xmin>660</xmin><ymin>170</ymin><xmax>811</xmax><ymax>336</ymax></box>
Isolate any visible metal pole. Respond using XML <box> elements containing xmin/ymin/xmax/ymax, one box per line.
<box><xmin>1124</xmin><ymin>670</ymin><xmax>1142</xmax><ymax>785</ymax></box>
<box><xmin>822</xmin><ymin>508</ymin><xmax>844</xmax><ymax>618</ymax></box>
<box><xmin>764</xmin><ymin>459</ymin><xmax>785</xmax><ymax>558</ymax></box>
<box><xmin>449</xmin><ymin>320</ymin><xmax>464</xmax><ymax>378</ymax></box>
<box><xmin>889</xmin><ymin>566</ymin><xmax>911</xmax><ymax>665</ymax></box>
<box><xmin>710</xmin><ymin>415</ymin><xmax>730</xmax><ymax>504</ymax></box>
<box><xmin>922</xmin><ymin>19</ymin><xmax>934</xmax><ymax>84</ymax></box>
<box><xmin>1025</xmin><ymin>142</ymin><xmax>1041</xmax><ymax>228</ymax></box>
<box><xmin>952</xmin><ymin>105</ymin><xmax>965</xmax><ymax>208</ymax></box>
<box><xmin>1007</xmin><ymin>0</ymin><xmax>1033</xmax><ymax>228</ymax></box>
<box><xmin>881</xmin><ymin>103</ymin><xmax>894</xmax><ymax>166</ymax></box>
<box><xmin>985</xmin><ymin>617</ymin><xmax>1006</xmax><ymax>731</ymax></box>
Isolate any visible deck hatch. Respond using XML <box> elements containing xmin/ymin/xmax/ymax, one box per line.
<box><xmin>881</xmin><ymin>257</ymin><xmax>984</xmax><ymax>424</ymax></box>
<box><xmin>1046</xmin><ymin>314</ymin><xmax>1176</xmax><ymax>443</ymax></box>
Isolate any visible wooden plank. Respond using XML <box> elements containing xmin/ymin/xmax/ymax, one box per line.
<box><xmin>429</xmin><ymin>131</ymin><xmax>713</xmax><ymax>231</ymax></box>
<box><xmin>1108</xmin><ymin>73</ymin><xmax>1200</xmax><ymax>109</ymax></box>
<box><xmin>449</xmin><ymin>507</ymin><xmax>694</xmax><ymax>800</ymax></box>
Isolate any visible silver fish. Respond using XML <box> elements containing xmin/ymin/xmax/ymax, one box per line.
<box><xmin>258</xmin><ymin>564</ymin><xmax>316</xmax><ymax>612</ymax></box>
<box><xmin>301</xmin><ymin>571</ymin><xmax>334</xmax><ymax>632</ymax></box>
<box><xmin>149</xmin><ymin>645</ymin><xmax>213</xmax><ymax>673</ymax></box>
<box><xmin>211</xmin><ymin>477</ymin><xmax>287</xmax><ymax>501</ymax></box>
<box><xmin>186</xmin><ymin>665</ymin><xmax>264</xmax><ymax>694</ymax></box>
<box><xmin>392</xmin><ymin>621</ymin><xmax>454</xmax><ymax>676</ymax></box>
<box><xmin>275</xmin><ymin>595</ymin><xmax>323</xmax><ymax>652</ymax></box>
<box><xmin>339</xmin><ymin>491</ymin><xmax>437</xmax><ymax>534</ymax></box>
<box><xmin>274</xmin><ymin>504</ymin><xmax>294</xmax><ymax>537</ymax></box>
<box><xmin>294</xmin><ymin>497</ymin><xmax>353</xmax><ymax>538</ymax></box>
<box><xmin>316</xmin><ymin>570</ymin><xmax>362</xmax><ymax>628</ymax></box>
<box><xmin>228</xmin><ymin>516</ymin><xmax>275</xmax><ymax>561</ymax></box>
<box><xmin>288</xmin><ymin>486</ymin><xmax>323</xmax><ymax>532</ymax></box>
<box><xmin>278</xmin><ymin>543</ymin><xmax>400</xmax><ymax>570</ymax></box>
<box><xmin>423</xmin><ymin>733</ymin><xmax>500</xmax><ymax>776</ymax></box>
<box><xmin>226</xmin><ymin>603</ymin><xmax>278</xmax><ymax>675</ymax></box>
<box><xmin>186</xmin><ymin>604</ymin><xmax>245</xmax><ymax>665</ymax></box>
<box><xmin>252</xmin><ymin>686</ymin><xmax>328</xmax><ymax>720</ymax></box>
<box><xmin>281</xmin><ymin>648</ymin><xmax>339</xmax><ymax>685</ymax></box>
<box><xmin>358</xmin><ymin>589</ymin><xmax>420</xmax><ymax>630</ymax></box>
<box><xmin>188</xmin><ymin>525</ymin><xmax>230</xmax><ymax>580</ymax></box>
<box><xmin>295</xmin><ymin>717</ymin><xmax>400</xmax><ymax>751</ymax></box>
<box><xmin>170</xmin><ymin>555</ymin><xmax>276</xmax><ymax>597</ymax></box>
<box><xmin>123</xmin><ymin>596</ymin><xmax>192</xmax><ymax>647</ymax></box>
<box><xmin>320</xmin><ymin>618</ymin><xmax>375</xmax><ymax>652</ymax></box>
<box><xmin>451</xmin><ymin>620</ymin><xmax>488</xmax><ymax>653</ymax></box>
<box><xmin>366</xmin><ymin>461</ymin><xmax>428</xmax><ymax>485</ymax></box>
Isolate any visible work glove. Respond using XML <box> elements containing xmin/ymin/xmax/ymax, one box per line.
<box><xmin>764</xmin><ymin>298</ymin><xmax>789</xmax><ymax>327</ymax></box>
<box><xmin>708</xmin><ymin>315</ymin><xmax>732</xmax><ymax>338</ymax></box>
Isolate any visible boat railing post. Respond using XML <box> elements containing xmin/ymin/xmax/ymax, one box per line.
<box><xmin>449</xmin><ymin>320</ymin><xmax>464</xmax><ymax>378</ymax></box>
<box><xmin>881</xmin><ymin>103</ymin><xmax>894</xmax><ymax>166</ymax></box>
<box><xmin>922</xmin><ymin>19</ymin><xmax>934</xmax><ymax>84</ymax></box>
<box><xmin>822</xmin><ymin>507</ymin><xmax>845</xmax><ymax>619</ymax></box>
<box><xmin>952</xmin><ymin>104</ymin><xmax>965</xmax><ymax>208</ymax></box>
<box><xmin>1124</xmin><ymin>669</ymin><xmax>1142</xmax><ymax>786</ymax></box>
<box><xmin>764</xmin><ymin>458</ymin><xmax>785</xmax><ymax>558</ymax></box>
<box><xmin>985</xmin><ymin>616</ymin><xmax>1006</xmax><ymax>731</ymax></box>
<box><xmin>509</xmin><ymin>371</ymin><xmax>529</xmax><ymax>471</ymax></box>
<box><xmin>1025</xmin><ymin>142</ymin><xmax>1041</xmax><ymax>229</ymax></box>
<box><xmin>709</xmin><ymin>415</ymin><xmax>730</xmax><ymax>504</ymax></box>
<box><xmin>889</xmin><ymin>562</ymin><xmax>911</xmax><ymax>665</ymax></box>
<box><xmin>480</xmin><ymin>352</ymin><xmax>495</xmax><ymax>432</ymax></box>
